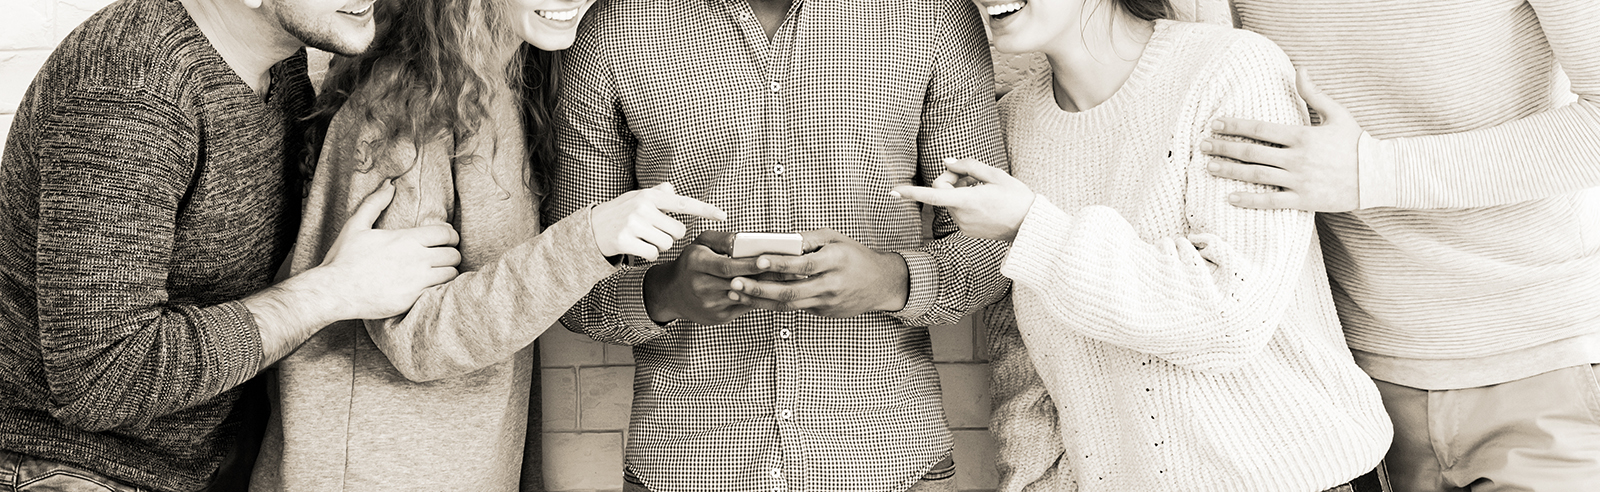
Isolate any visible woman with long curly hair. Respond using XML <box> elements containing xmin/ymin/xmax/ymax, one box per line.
<box><xmin>249</xmin><ymin>0</ymin><xmax>724</xmax><ymax>489</ymax></box>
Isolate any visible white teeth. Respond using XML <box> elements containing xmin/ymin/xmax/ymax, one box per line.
<box><xmin>537</xmin><ymin>7</ymin><xmax>579</xmax><ymax>21</ymax></box>
<box><xmin>986</xmin><ymin>1</ymin><xmax>1024</xmax><ymax>16</ymax></box>
<box><xmin>339</xmin><ymin>4</ymin><xmax>370</xmax><ymax>14</ymax></box>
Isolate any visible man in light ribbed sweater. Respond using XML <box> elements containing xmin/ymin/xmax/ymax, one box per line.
<box><xmin>1205</xmin><ymin>1</ymin><xmax>1600</xmax><ymax>490</ymax></box>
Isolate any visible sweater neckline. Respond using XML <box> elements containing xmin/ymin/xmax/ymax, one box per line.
<box><xmin>1028</xmin><ymin>19</ymin><xmax>1176</xmax><ymax>130</ymax></box>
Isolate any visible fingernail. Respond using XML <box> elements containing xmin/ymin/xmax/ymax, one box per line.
<box><xmin>730</xmin><ymin>278</ymin><xmax>743</xmax><ymax>290</ymax></box>
<box><xmin>888</xmin><ymin>190</ymin><xmax>902</xmax><ymax>198</ymax></box>
<box><xmin>727</xmin><ymin>291</ymin><xmax>740</xmax><ymax>301</ymax></box>
<box><xmin>1207</xmin><ymin>162</ymin><xmax>1219</xmax><ymax>172</ymax></box>
<box><xmin>943</xmin><ymin>157</ymin><xmax>956</xmax><ymax>164</ymax></box>
<box><xmin>1229</xmin><ymin>194</ymin><xmax>1240</xmax><ymax>203</ymax></box>
<box><xmin>1210</xmin><ymin>121</ymin><xmax>1224</xmax><ymax>131</ymax></box>
<box><xmin>756</xmin><ymin>257</ymin><xmax>770</xmax><ymax>269</ymax></box>
<box><xmin>1198</xmin><ymin>141</ymin><xmax>1212</xmax><ymax>152</ymax></box>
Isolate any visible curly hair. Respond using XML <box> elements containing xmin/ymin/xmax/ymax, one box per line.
<box><xmin>302</xmin><ymin>0</ymin><xmax>562</xmax><ymax>198</ymax></box>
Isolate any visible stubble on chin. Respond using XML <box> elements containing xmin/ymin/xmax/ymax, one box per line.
<box><xmin>275</xmin><ymin>7</ymin><xmax>374</xmax><ymax>57</ymax></box>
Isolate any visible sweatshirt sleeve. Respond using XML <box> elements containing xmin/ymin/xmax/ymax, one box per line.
<box><xmin>33</xmin><ymin>86</ymin><xmax>264</xmax><ymax>432</ymax></box>
<box><xmin>299</xmin><ymin>108</ymin><xmax>620</xmax><ymax>382</ymax></box>
<box><xmin>365</xmin><ymin>207</ymin><xmax>618</xmax><ymax>382</ymax></box>
<box><xmin>1357</xmin><ymin>0</ymin><xmax>1600</xmax><ymax>209</ymax></box>
<box><xmin>1002</xmin><ymin>34</ymin><xmax>1314</xmax><ymax>373</ymax></box>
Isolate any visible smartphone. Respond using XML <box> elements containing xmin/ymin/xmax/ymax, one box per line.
<box><xmin>731</xmin><ymin>232</ymin><xmax>803</xmax><ymax>258</ymax></box>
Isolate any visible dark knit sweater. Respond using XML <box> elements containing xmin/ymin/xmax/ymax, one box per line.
<box><xmin>0</xmin><ymin>0</ymin><xmax>312</xmax><ymax>490</ymax></box>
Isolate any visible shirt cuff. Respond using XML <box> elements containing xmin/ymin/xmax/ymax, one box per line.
<box><xmin>1357</xmin><ymin>131</ymin><xmax>1398</xmax><ymax>209</ymax></box>
<box><xmin>887</xmin><ymin>249</ymin><xmax>938</xmax><ymax>324</ymax></box>
<box><xmin>609</xmin><ymin>262</ymin><xmax>670</xmax><ymax>344</ymax></box>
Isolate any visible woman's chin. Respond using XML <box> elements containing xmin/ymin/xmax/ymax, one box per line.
<box><xmin>516</xmin><ymin>28</ymin><xmax>578</xmax><ymax>52</ymax></box>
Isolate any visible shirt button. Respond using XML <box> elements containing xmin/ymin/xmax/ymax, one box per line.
<box><xmin>779</xmin><ymin>409</ymin><xmax>792</xmax><ymax>420</ymax></box>
<box><xmin>779</xmin><ymin>328</ymin><xmax>792</xmax><ymax>339</ymax></box>
<box><xmin>773</xmin><ymin>164</ymin><xmax>785</xmax><ymax>175</ymax></box>
<box><xmin>770</xmin><ymin>469</ymin><xmax>782</xmax><ymax>478</ymax></box>
<box><xmin>770</xmin><ymin>81</ymin><xmax>781</xmax><ymax>92</ymax></box>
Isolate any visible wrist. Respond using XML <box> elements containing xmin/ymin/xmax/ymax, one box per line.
<box><xmin>874</xmin><ymin>251</ymin><xmax>910</xmax><ymax>312</ymax></box>
<box><xmin>642</xmin><ymin>264</ymin><xmax>679</xmax><ymax>323</ymax></box>
<box><xmin>277</xmin><ymin>267</ymin><xmax>350</xmax><ymax>325</ymax></box>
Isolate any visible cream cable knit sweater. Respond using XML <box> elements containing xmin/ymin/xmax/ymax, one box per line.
<box><xmin>989</xmin><ymin>21</ymin><xmax>1390</xmax><ymax>491</ymax></box>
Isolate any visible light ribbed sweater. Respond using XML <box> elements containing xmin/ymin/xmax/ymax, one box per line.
<box><xmin>1233</xmin><ymin>0</ymin><xmax>1600</xmax><ymax>390</ymax></box>
<box><xmin>249</xmin><ymin>82</ymin><xmax>617</xmax><ymax>491</ymax></box>
<box><xmin>990</xmin><ymin>21</ymin><xmax>1390</xmax><ymax>491</ymax></box>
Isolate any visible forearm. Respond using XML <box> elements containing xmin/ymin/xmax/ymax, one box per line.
<box><xmin>1003</xmin><ymin>197</ymin><xmax>1300</xmax><ymax>372</ymax></box>
<box><xmin>1362</xmin><ymin>96</ymin><xmax>1600</xmax><ymax>208</ymax></box>
<box><xmin>563</xmin><ymin>262</ymin><xmax>669</xmax><ymax>346</ymax></box>
<box><xmin>367</xmin><ymin>213</ymin><xmax>618</xmax><ymax>381</ymax></box>
<box><xmin>890</xmin><ymin>233</ymin><xmax>1008</xmax><ymax>327</ymax></box>
<box><xmin>243</xmin><ymin>267</ymin><xmax>348</xmax><ymax>369</ymax></box>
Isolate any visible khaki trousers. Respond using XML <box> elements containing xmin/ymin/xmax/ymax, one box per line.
<box><xmin>1376</xmin><ymin>364</ymin><xmax>1600</xmax><ymax>492</ymax></box>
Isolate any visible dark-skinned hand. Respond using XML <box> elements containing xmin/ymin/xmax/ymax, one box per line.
<box><xmin>726</xmin><ymin>229</ymin><xmax>909</xmax><ymax>318</ymax></box>
<box><xmin>642</xmin><ymin>230</ymin><xmax>764</xmax><ymax>325</ymax></box>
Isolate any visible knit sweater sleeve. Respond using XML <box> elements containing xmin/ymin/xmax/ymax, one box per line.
<box><xmin>33</xmin><ymin>86</ymin><xmax>264</xmax><ymax>432</ymax></box>
<box><xmin>1002</xmin><ymin>34</ymin><xmax>1313</xmax><ymax>373</ymax></box>
<box><xmin>1358</xmin><ymin>0</ymin><xmax>1600</xmax><ymax>209</ymax></box>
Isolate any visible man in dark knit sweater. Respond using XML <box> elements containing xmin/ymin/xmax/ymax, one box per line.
<box><xmin>0</xmin><ymin>0</ymin><xmax>464</xmax><ymax>490</ymax></box>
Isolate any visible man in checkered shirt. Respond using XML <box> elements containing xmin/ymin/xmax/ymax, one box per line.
<box><xmin>547</xmin><ymin>0</ymin><xmax>1009</xmax><ymax>488</ymax></box>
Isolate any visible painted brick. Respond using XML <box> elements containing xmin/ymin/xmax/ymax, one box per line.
<box><xmin>0</xmin><ymin>51</ymin><xmax>51</xmax><ymax>115</ymax></box>
<box><xmin>953</xmin><ymin>429</ymin><xmax>1000</xmax><ymax>491</ymax></box>
<box><xmin>542</xmin><ymin>432</ymin><xmax>624</xmax><ymax>491</ymax></box>
<box><xmin>53</xmin><ymin>0</ymin><xmax>114</xmax><ymax>43</ymax></box>
<box><xmin>1</xmin><ymin>114</ymin><xmax>14</xmax><ymax>157</ymax></box>
<box><xmin>603</xmin><ymin>343</ymin><xmax>634</xmax><ymax>365</ymax></box>
<box><xmin>930</xmin><ymin>315</ymin><xmax>975</xmax><ymax>362</ymax></box>
<box><xmin>541</xmin><ymin>324</ymin><xmax>605</xmax><ymax>367</ymax></box>
<box><xmin>0</xmin><ymin>0</ymin><xmax>54</xmax><ymax>51</ymax></box>
<box><xmin>578</xmin><ymin>366</ymin><xmax>633</xmax><ymax>431</ymax></box>
<box><xmin>542</xmin><ymin>367</ymin><xmax>578</xmax><ymax>431</ymax></box>
<box><xmin>936</xmin><ymin>363</ymin><xmax>992</xmax><ymax>429</ymax></box>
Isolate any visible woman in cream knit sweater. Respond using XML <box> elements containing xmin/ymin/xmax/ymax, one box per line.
<box><xmin>893</xmin><ymin>0</ymin><xmax>1391</xmax><ymax>490</ymax></box>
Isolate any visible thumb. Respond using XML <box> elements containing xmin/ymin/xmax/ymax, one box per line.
<box><xmin>346</xmin><ymin>179</ymin><xmax>395</xmax><ymax>232</ymax></box>
<box><xmin>890</xmin><ymin>185</ymin><xmax>963</xmax><ymax>209</ymax></box>
<box><xmin>1297</xmin><ymin>68</ymin><xmax>1352</xmax><ymax>123</ymax></box>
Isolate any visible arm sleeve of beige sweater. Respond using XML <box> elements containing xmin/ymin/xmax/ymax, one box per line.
<box><xmin>353</xmin><ymin>139</ymin><xmax>619</xmax><ymax>383</ymax></box>
<box><xmin>1002</xmin><ymin>33</ymin><xmax>1314</xmax><ymax>374</ymax></box>
<box><xmin>1358</xmin><ymin>0</ymin><xmax>1600</xmax><ymax>209</ymax></box>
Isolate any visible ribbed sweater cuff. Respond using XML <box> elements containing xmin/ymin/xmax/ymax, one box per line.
<box><xmin>204</xmin><ymin>300</ymin><xmax>265</xmax><ymax>392</ymax></box>
<box><xmin>1000</xmin><ymin>195</ymin><xmax>1077</xmax><ymax>289</ymax></box>
<box><xmin>1356</xmin><ymin>131</ymin><xmax>1397</xmax><ymax>209</ymax></box>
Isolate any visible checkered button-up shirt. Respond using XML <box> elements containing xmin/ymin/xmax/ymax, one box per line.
<box><xmin>548</xmin><ymin>0</ymin><xmax>1008</xmax><ymax>489</ymax></box>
